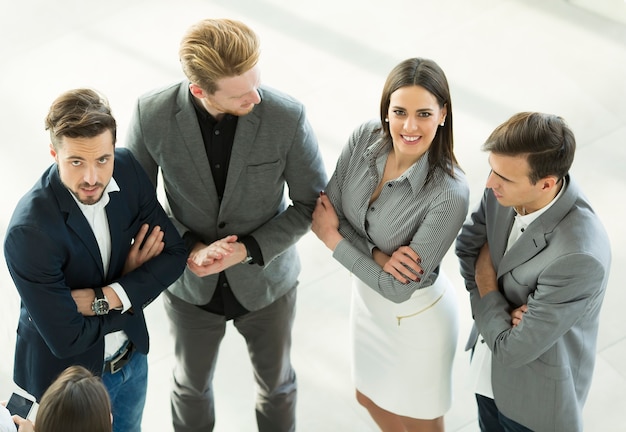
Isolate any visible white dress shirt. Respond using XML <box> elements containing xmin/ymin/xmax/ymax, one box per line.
<box><xmin>71</xmin><ymin>178</ymin><xmax>131</xmax><ymax>359</ymax></box>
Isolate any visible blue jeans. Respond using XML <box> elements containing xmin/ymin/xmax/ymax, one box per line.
<box><xmin>101</xmin><ymin>348</ymin><xmax>148</xmax><ymax>432</ymax></box>
<box><xmin>476</xmin><ymin>394</ymin><xmax>533</xmax><ymax>432</ymax></box>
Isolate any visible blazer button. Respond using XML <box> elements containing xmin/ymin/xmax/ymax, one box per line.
<box><xmin>218</xmin><ymin>222</ymin><xmax>226</xmax><ymax>229</ymax></box>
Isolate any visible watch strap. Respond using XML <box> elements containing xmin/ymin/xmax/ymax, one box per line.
<box><xmin>240</xmin><ymin>246</ymin><xmax>253</xmax><ymax>264</ymax></box>
<box><xmin>92</xmin><ymin>286</ymin><xmax>110</xmax><ymax>315</ymax></box>
<box><xmin>93</xmin><ymin>286</ymin><xmax>105</xmax><ymax>300</ymax></box>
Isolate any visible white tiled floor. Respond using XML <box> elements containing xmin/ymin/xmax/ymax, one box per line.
<box><xmin>1</xmin><ymin>0</ymin><xmax>625</xmax><ymax>430</ymax></box>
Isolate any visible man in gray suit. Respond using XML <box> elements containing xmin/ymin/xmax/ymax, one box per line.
<box><xmin>126</xmin><ymin>18</ymin><xmax>327</xmax><ymax>432</ymax></box>
<box><xmin>456</xmin><ymin>112</ymin><xmax>611</xmax><ymax>432</ymax></box>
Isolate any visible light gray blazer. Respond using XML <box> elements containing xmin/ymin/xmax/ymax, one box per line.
<box><xmin>126</xmin><ymin>81</ymin><xmax>327</xmax><ymax>310</ymax></box>
<box><xmin>456</xmin><ymin>176</ymin><xmax>611</xmax><ymax>432</ymax></box>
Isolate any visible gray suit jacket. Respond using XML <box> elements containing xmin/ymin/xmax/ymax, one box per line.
<box><xmin>456</xmin><ymin>176</ymin><xmax>611</xmax><ymax>432</ymax></box>
<box><xmin>126</xmin><ymin>81</ymin><xmax>327</xmax><ymax>310</ymax></box>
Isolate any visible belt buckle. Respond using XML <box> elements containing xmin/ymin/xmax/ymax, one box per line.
<box><xmin>106</xmin><ymin>342</ymin><xmax>133</xmax><ymax>374</ymax></box>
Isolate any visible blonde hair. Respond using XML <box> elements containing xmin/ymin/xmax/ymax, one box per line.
<box><xmin>179</xmin><ymin>18</ymin><xmax>260</xmax><ymax>94</ymax></box>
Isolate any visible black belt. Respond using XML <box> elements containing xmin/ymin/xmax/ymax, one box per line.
<box><xmin>103</xmin><ymin>341</ymin><xmax>135</xmax><ymax>374</ymax></box>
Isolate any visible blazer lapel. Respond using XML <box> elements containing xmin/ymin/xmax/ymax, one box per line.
<box><xmin>105</xmin><ymin>189</ymin><xmax>126</xmax><ymax>279</ymax></box>
<box><xmin>498</xmin><ymin>228</ymin><xmax>547</xmax><ymax>277</ymax></box>
<box><xmin>490</xmin><ymin>206</ymin><xmax>514</xmax><ymax>268</ymax></box>
<box><xmin>50</xmin><ymin>167</ymin><xmax>105</xmax><ymax>277</ymax></box>
<box><xmin>175</xmin><ymin>84</ymin><xmax>219</xmax><ymax>203</ymax></box>
<box><xmin>496</xmin><ymin>175</ymin><xmax>577</xmax><ymax>278</ymax></box>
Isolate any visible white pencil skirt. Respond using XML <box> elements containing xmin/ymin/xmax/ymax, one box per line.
<box><xmin>350</xmin><ymin>272</ymin><xmax>459</xmax><ymax>419</ymax></box>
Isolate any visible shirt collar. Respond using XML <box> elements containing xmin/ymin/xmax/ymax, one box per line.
<box><xmin>515</xmin><ymin>177</ymin><xmax>568</xmax><ymax>227</ymax></box>
<box><xmin>365</xmin><ymin>140</ymin><xmax>430</xmax><ymax>195</ymax></box>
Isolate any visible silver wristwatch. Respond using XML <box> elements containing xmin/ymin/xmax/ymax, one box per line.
<box><xmin>91</xmin><ymin>286</ymin><xmax>110</xmax><ymax>316</ymax></box>
<box><xmin>240</xmin><ymin>245</ymin><xmax>253</xmax><ymax>264</ymax></box>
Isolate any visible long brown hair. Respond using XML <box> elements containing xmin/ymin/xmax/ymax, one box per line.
<box><xmin>379</xmin><ymin>58</ymin><xmax>458</xmax><ymax>181</ymax></box>
<box><xmin>36</xmin><ymin>366</ymin><xmax>112</xmax><ymax>432</ymax></box>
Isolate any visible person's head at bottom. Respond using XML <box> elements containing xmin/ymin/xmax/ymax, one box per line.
<box><xmin>15</xmin><ymin>365</ymin><xmax>112</xmax><ymax>432</ymax></box>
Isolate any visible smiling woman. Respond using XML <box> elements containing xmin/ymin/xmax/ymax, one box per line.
<box><xmin>386</xmin><ymin>85</ymin><xmax>446</xmax><ymax>168</ymax></box>
<box><xmin>311</xmin><ymin>57</ymin><xmax>470</xmax><ymax>432</ymax></box>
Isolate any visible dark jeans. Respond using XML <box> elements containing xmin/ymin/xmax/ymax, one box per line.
<box><xmin>476</xmin><ymin>394</ymin><xmax>533</xmax><ymax>432</ymax></box>
<box><xmin>102</xmin><ymin>350</ymin><xmax>148</xmax><ymax>432</ymax></box>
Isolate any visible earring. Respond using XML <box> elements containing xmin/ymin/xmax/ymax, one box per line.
<box><xmin>385</xmin><ymin>118</ymin><xmax>389</xmax><ymax>122</ymax></box>
<box><xmin>440</xmin><ymin>121</ymin><xmax>445</xmax><ymax>126</ymax></box>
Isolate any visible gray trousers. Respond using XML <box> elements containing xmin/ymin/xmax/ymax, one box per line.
<box><xmin>163</xmin><ymin>288</ymin><xmax>297</xmax><ymax>432</ymax></box>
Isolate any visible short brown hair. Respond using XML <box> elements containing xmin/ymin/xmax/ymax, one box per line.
<box><xmin>483</xmin><ymin>112</ymin><xmax>575</xmax><ymax>183</ymax></box>
<box><xmin>45</xmin><ymin>88</ymin><xmax>117</xmax><ymax>150</ymax></box>
<box><xmin>36</xmin><ymin>366</ymin><xmax>112</xmax><ymax>432</ymax></box>
<box><xmin>179</xmin><ymin>18</ymin><xmax>260</xmax><ymax>94</ymax></box>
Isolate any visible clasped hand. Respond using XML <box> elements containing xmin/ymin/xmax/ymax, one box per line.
<box><xmin>187</xmin><ymin>235</ymin><xmax>245</xmax><ymax>277</ymax></box>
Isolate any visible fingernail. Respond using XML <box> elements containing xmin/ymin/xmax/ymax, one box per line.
<box><xmin>320</xmin><ymin>190</ymin><xmax>325</xmax><ymax>196</ymax></box>
<box><xmin>419</xmin><ymin>270</ymin><xmax>424</xmax><ymax>275</ymax></box>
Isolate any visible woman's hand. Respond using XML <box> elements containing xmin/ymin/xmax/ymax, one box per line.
<box><xmin>374</xmin><ymin>246</ymin><xmax>422</xmax><ymax>284</ymax></box>
<box><xmin>13</xmin><ymin>415</ymin><xmax>35</xmax><ymax>432</ymax></box>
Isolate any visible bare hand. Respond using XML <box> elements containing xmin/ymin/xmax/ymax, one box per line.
<box><xmin>71</xmin><ymin>288</ymin><xmax>97</xmax><ymax>316</ymax></box>
<box><xmin>311</xmin><ymin>192</ymin><xmax>343</xmax><ymax>251</ymax></box>
<box><xmin>188</xmin><ymin>235</ymin><xmax>238</xmax><ymax>266</ymax></box>
<box><xmin>12</xmin><ymin>415</ymin><xmax>35</xmax><ymax>432</ymax></box>
<box><xmin>187</xmin><ymin>236</ymin><xmax>244</xmax><ymax>277</ymax></box>
<box><xmin>511</xmin><ymin>304</ymin><xmax>528</xmax><ymax>327</ymax></box>
<box><xmin>123</xmin><ymin>224</ymin><xmax>165</xmax><ymax>275</ymax></box>
<box><xmin>475</xmin><ymin>243</ymin><xmax>498</xmax><ymax>298</ymax></box>
<box><xmin>374</xmin><ymin>246</ymin><xmax>422</xmax><ymax>284</ymax></box>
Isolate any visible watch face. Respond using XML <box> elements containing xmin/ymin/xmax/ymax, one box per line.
<box><xmin>92</xmin><ymin>298</ymin><xmax>110</xmax><ymax>315</ymax></box>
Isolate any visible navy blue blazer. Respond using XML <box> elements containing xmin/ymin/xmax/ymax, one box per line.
<box><xmin>4</xmin><ymin>148</ymin><xmax>187</xmax><ymax>400</ymax></box>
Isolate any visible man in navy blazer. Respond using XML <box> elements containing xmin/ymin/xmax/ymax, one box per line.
<box><xmin>4</xmin><ymin>88</ymin><xmax>187</xmax><ymax>432</ymax></box>
<box><xmin>456</xmin><ymin>112</ymin><xmax>611</xmax><ymax>431</ymax></box>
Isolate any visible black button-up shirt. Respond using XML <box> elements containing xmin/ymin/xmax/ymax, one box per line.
<box><xmin>187</xmin><ymin>93</ymin><xmax>262</xmax><ymax>319</ymax></box>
